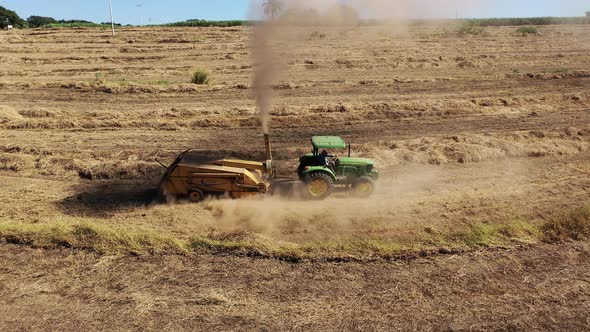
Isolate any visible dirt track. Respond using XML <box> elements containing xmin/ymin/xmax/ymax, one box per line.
<box><xmin>1</xmin><ymin>242</ymin><xmax>590</xmax><ymax>331</ymax></box>
<box><xmin>1</xmin><ymin>23</ymin><xmax>590</xmax><ymax>329</ymax></box>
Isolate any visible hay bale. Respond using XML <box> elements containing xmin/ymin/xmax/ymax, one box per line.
<box><xmin>0</xmin><ymin>106</ymin><xmax>23</xmax><ymax>123</ymax></box>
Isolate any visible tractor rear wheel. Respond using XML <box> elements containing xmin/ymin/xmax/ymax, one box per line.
<box><xmin>353</xmin><ymin>176</ymin><xmax>375</xmax><ymax>198</ymax></box>
<box><xmin>189</xmin><ymin>189</ymin><xmax>205</xmax><ymax>203</ymax></box>
<box><xmin>305</xmin><ymin>172</ymin><xmax>334</xmax><ymax>200</ymax></box>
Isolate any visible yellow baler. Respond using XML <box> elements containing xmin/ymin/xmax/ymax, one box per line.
<box><xmin>159</xmin><ymin>151</ymin><xmax>273</xmax><ymax>203</ymax></box>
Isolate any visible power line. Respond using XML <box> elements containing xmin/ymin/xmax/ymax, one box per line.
<box><xmin>136</xmin><ymin>4</ymin><xmax>143</xmax><ymax>27</ymax></box>
<box><xmin>108</xmin><ymin>0</ymin><xmax>115</xmax><ymax>35</ymax></box>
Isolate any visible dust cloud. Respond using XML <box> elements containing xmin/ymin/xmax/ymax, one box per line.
<box><xmin>251</xmin><ymin>23</ymin><xmax>275</xmax><ymax>134</ymax></box>
<box><xmin>205</xmin><ymin>164</ymin><xmax>440</xmax><ymax>240</ymax></box>
<box><xmin>249</xmin><ymin>0</ymin><xmax>483</xmax><ymax>134</ymax></box>
<box><xmin>204</xmin><ymin>157</ymin><xmax>534</xmax><ymax>242</ymax></box>
<box><xmin>243</xmin><ymin>0</ymin><xmax>535</xmax><ymax>241</ymax></box>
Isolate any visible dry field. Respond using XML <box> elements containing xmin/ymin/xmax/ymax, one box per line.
<box><xmin>1</xmin><ymin>23</ymin><xmax>590</xmax><ymax>330</ymax></box>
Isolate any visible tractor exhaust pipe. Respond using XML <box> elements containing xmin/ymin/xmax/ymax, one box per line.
<box><xmin>264</xmin><ymin>133</ymin><xmax>273</xmax><ymax>177</ymax></box>
<box><xmin>264</xmin><ymin>133</ymin><xmax>272</xmax><ymax>161</ymax></box>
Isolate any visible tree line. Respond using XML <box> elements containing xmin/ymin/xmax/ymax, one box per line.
<box><xmin>2</xmin><ymin>3</ymin><xmax>589</xmax><ymax>29</ymax></box>
<box><xmin>0</xmin><ymin>6</ymin><xmax>119</xmax><ymax>28</ymax></box>
<box><xmin>0</xmin><ymin>6</ymin><xmax>26</xmax><ymax>28</ymax></box>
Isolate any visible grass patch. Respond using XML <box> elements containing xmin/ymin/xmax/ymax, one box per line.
<box><xmin>462</xmin><ymin>17</ymin><xmax>589</xmax><ymax>27</ymax></box>
<box><xmin>457</xmin><ymin>23</ymin><xmax>487</xmax><ymax>36</ymax></box>
<box><xmin>448</xmin><ymin>221</ymin><xmax>540</xmax><ymax>246</ymax></box>
<box><xmin>0</xmin><ymin>221</ymin><xmax>187</xmax><ymax>255</ymax></box>
<box><xmin>95</xmin><ymin>72</ymin><xmax>107</xmax><ymax>85</ymax></box>
<box><xmin>42</xmin><ymin>23</ymin><xmax>111</xmax><ymax>28</ymax></box>
<box><xmin>108</xmin><ymin>80</ymin><xmax>170</xmax><ymax>87</ymax></box>
<box><xmin>145</xmin><ymin>79</ymin><xmax>170</xmax><ymax>86</ymax></box>
<box><xmin>541</xmin><ymin>205</ymin><xmax>590</xmax><ymax>242</ymax></box>
<box><xmin>191</xmin><ymin>69</ymin><xmax>210</xmax><ymax>85</ymax></box>
<box><xmin>516</xmin><ymin>26</ymin><xmax>539</xmax><ymax>35</ymax></box>
<box><xmin>1</xmin><ymin>206</ymin><xmax>588</xmax><ymax>261</ymax></box>
<box><xmin>164</xmin><ymin>19</ymin><xmax>249</xmax><ymax>28</ymax></box>
<box><xmin>190</xmin><ymin>234</ymin><xmax>304</xmax><ymax>262</ymax></box>
<box><xmin>0</xmin><ymin>220</ymin><xmax>539</xmax><ymax>261</ymax></box>
<box><xmin>93</xmin><ymin>71</ymin><xmax>170</xmax><ymax>87</ymax></box>
<box><xmin>300</xmin><ymin>239</ymin><xmax>415</xmax><ymax>261</ymax></box>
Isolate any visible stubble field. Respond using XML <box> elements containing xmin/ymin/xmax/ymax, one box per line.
<box><xmin>0</xmin><ymin>23</ymin><xmax>589</xmax><ymax>330</ymax></box>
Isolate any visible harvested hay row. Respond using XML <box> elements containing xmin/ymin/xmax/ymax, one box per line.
<box><xmin>0</xmin><ymin>106</ymin><xmax>24</xmax><ymax>123</ymax></box>
<box><xmin>0</xmin><ymin>151</ymin><xmax>162</xmax><ymax>180</ymax></box>
<box><xmin>1</xmin><ymin>90</ymin><xmax>586</xmax><ymax>131</ymax></box>
<box><xmin>506</xmin><ymin>70</ymin><xmax>590</xmax><ymax>80</ymax></box>
<box><xmin>364</xmin><ymin>132</ymin><xmax>589</xmax><ymax>166</ymax></box>
<box><xmin>76</xmin><ymin>161</ymin><xmax>163</xmax><ymax>180</ymax></box>
<box><xmin>0</xmin><ymin>130</ymin><xmax>587</xmax><ymax>180</ymax></box>
<box><xmin>0</xmin><ymin>154</ymin><xmax>34</xmax><ymax>172</ymax></box>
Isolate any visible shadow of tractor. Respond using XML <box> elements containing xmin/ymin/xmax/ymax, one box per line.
<box><xmin>58</xmin><ymin>182</ymin><xmax>160</xmax><ymax>218</ymax></box>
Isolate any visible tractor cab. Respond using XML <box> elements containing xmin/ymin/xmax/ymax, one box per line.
<box><xmin>298</xmin><ymin>136</ymin><xmax>346</xmax><ymax>172</ymax></box>
<box><xmin>297</xmin><ymin>136</ymin><xmax>379</xmax><ymax>200</ymax></box>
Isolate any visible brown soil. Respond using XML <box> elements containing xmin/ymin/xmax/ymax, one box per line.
<box><xmin>1</xmin><ymin>242</ymin><xmax>589</xmax><ymax>331</ymax></box>
<box><xmin>1</xmin><ymin>23</ymin><xmax>590</xmax><ymax>329</ymax></box>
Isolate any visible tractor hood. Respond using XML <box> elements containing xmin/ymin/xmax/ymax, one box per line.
<box><xmin>338</xmin><ymin>157</ymin><xmax>374</xmax><ymax>166</ymax></box>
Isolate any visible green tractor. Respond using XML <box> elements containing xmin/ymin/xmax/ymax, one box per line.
<box><xmin>297</xmin><ymin>136</ymin><xmax>379</xmax><ymax>200</ymax></box>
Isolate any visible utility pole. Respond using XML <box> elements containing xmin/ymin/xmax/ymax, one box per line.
<box><xmin>136</xmin><ymin>4</ymin><xmax>143</xmax><ymax>27</ymax></box>
<box><xmin>108</xmin><ymin>0</ymin><xmax>115</xmax><ymax>35</ymax></box>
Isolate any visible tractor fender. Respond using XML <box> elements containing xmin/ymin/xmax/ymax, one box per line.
<box><xmin>301</xmin><ymin>166</ymin><xmax>337</xmax><ymax>182</ymax></box>
<box><xmin>340</xmin><ymin>166</ymin><xmax>360</xmax><ymax>180</ymax></box>
<box><xmin>369</xmin><ymin>169</ymin><xmax>380</xmax><ymax>181</ymax></box>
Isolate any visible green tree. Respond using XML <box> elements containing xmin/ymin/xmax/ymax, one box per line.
<box><xmin>262</xmin><ymin>0</ymin><xmax>284</xmax><ymax>20</ymax></box>
<box><xmin>27</xmin><ymin>16</ymin><xmax>57</xmax><ymax>28</ymax></box>
<box><xmin>0</xmin><ymin>6</ymin><xmax>26</xmax><ymax>28</ymax></box>
<box><xmin>58</xmin><ymin>19</ymin><xmax>94</xmax><ymax>24</ymax></box>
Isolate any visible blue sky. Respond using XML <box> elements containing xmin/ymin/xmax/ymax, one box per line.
<box><xmin>0</xmin><ymin>0</ymin><xmax>588</xmax><ymax>25</ymax></box>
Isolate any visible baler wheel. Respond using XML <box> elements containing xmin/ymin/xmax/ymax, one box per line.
<box><xmin>189</xmin><ymin>189</ymin><xmax>205</xmax><ymax>203</ymax></box>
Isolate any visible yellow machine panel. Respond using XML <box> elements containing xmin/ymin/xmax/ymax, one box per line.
<box><xmin>159</xmin><ymin>152</ymin><xmax>272</xmax><ymax>203</ymax></box>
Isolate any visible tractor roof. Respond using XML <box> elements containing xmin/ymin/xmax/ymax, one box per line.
<box><xmin>312</xmin><ymin>136</ymin><xmax>346</xmax><ymax>149</ymax></box>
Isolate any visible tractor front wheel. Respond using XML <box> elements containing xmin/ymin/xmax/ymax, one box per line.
<box><xmin>353</xmin><ymin>176</ymin><xmax>375</xmax><ymax>198</ymax></box>
<box><xmin>305</xmin><ymin>173</ymin><xmax>334</xmax><ymax>200</ymax></box>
